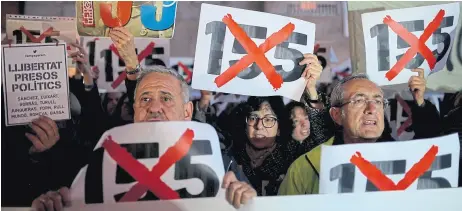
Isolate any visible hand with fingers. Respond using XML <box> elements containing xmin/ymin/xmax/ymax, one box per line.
<box><xmin>299</xmin><ymin>54</ymin><xmax>323</xmax><ymax>97</ymax></box>
<box><xmin>222</xmin><ymin>172</ymin><xmax>257</xmax><ymax>209</ymax></box>
<box><xmin>31</xmin><ymin>187</ymin><xmax>71</xmax><ymax>211</ymax></box>
<box><xmin>199</xmin><ymin>90</ymin><xmax>213</xmax><ymax>109</ymax></box>
<box><xmin>26</xmin><ymin>116</ymin><xmax>60</xmax><ymax>154</ymax></box>
<box><xmin>69</xmin><ymin>40</ymin><xmax>90</xmax><ymax>74</ymax></box>
<box><xmin>108</xmin><ymin>27</ymin><xmax>139</xmax><ymax>71</ymax></box>
<box><xmin>408</xmin><ymin>68</ymin><xmax>427</xmax><ymax>106</ymax></box>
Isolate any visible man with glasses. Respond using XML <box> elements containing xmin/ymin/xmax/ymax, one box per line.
<box><xmin>278</xmin><ymin>69</ymin><xmax>440</xmax><ymax>195</ymax></box>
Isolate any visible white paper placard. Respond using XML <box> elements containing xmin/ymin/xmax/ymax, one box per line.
<box><xmin>5</xmin><ymin>187</ymin><xmax>460</xmax><ymax>211</ymax></box>
<box><xmin>1</xmin><ymin>43</ymin><xmax>70</xmax><ymax>126</ymax></box>
<box><xmin>362</xmin><ymin>3</ymin><xmax>460</xmax><ymax>86</ymax></box>
<box><xmin>94</xmin><ymin>38</ymin><xmax>170</xmax><ymax>93</ymax></box>
<box><xmin>192</xmin><ymin>3</ymin><xmax>315</xmax><ymax>101</ymax></box>
<box><xmin>70</xmin><ymin>121</ymin><xmax>225</xmax><ymax>205</ymax></box>
<box><xmin>319</xmin><ymin>133</ymin><xmax>460</xmax><ymax>194</ymax></box>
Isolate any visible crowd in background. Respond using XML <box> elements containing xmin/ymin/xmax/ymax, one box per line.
<box><xmin>1</xmin><ymin>26</ymin><xmax>462</xmax><ymax>210</ymax></box>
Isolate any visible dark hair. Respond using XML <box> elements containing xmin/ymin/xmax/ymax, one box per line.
<box><xmin>230</xmin><ymin>96</ymin><xmax>292</xmax><ymax>150</ymax></box>
<box><xmin>285</xmin><ymin>101</ymin><xmax>308</xmax><ymax>118</ymax></box>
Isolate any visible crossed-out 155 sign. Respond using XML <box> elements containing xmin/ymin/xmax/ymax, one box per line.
<box><xmin>70</xmin><ymin>122</ymin><xmax>225</xmax><ymax>204</ymax></box>
<box><xmin>319</xmin><ymin>133</ymin><xmax>460</xmax><ymax>194</ymax></box>
<box><xmin>362</xmin><ymin>3</ymin><xmax>460</xmax><ymax>86</ymax></box>
<box><xmin>92</xmin><ymin>38</ymin><xmax>170</xmax><ymax>93</ymax></box>
<box><xmin>192</xmin><ymin>4</ymin><xmax>315</xmax><ymax>101</ymax></box>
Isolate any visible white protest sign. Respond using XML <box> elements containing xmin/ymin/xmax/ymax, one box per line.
<box><xmin>169</xmin><ymin>57</ymin><xmax>194</xmax><ymax>85</ymax></box>
<box><xmin>2</xmin><ymin>187</ymin><xmax>449</xmax><ymax>211</ymax></box>
<box><xmin>192</xmin><ymin>3</ymin><xmax>315</xmax><ymax>101</ymax></box>
<box><xmin>362</xmin><ymin>3</ymin><xmax>460</xmax><ymax>86</ymax></box>
<box><xmin>1</xmin><ymin>43</ymin><xmax>70</xmax><ymax>126</ymax></box>
<box><xmin>319</xmin><ymin>133</ymin><xmax>460</xmax><ymax>194</ymax></box>
<box><xmin>70</xmin><ymin>121</ymin><xmax>225</xmax><ymax>205</ymax></box>
<box><xmin>94</xmin><ymin>38</ymin><xmax>170</xmax><ymax>93</ymax></box>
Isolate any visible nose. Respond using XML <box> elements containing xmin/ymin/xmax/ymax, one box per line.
<box><xmin>148</xmin><ymin>99</ymin><xmax>162</xmax><ymax>113</ymax></box>
<box><xmin>364</xmin><ymin>100</ymin><xmax>378</xmax><ymax>115</ymax></box>
<box><xmin>255</xmin><ymin>118</ymin><xmax>264</xmax><ymax>129</ymax></box>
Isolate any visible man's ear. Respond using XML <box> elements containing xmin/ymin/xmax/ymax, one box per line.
<box><xmin>329</xmin><ymin>107</ymin><xmax>343</xmax><ymax>126</ymax></box>
<box><xmin>184</xmin><ymin>101</ymin><xmax>194</xmax><ymax>121</ymax></box>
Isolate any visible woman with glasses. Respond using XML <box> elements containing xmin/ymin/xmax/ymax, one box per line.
<box><xmin>227</xmin><ymin>95</ymin><xmax>330</xmax><ymax>196</ymax></box>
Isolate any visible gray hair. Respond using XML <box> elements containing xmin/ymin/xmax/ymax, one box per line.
<box><xmin>330</xmin><ymin>74</ymin><xmax>381</xmax><ymax>107</ymax></box>
<box><xmin>134</xmin><ymin>66</ymin><xmax>190</xmax><ymax>103</ymax></box>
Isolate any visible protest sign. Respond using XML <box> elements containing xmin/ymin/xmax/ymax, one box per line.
<box><xmin>5</xmin><ymin>14</ymin><xmax>77</xmax><ymax>45</ymax></box>
<box><xmin>94</xmin><ymin>38</ymin><xmax>170</xmax><ymax>93</ymax></box>
<box><xmin>361</xmin><ymin>3</ymin><xmax>460</xmax><ymax>87</ymax></box>
<box><xmin>2</xmin><ymin>187</ymin><xmax>458</xmax><ymax>211</ymax></box>
<box><xmin>319</xmin><ymin>133</ymin><xmax>460</xmax><ymax>194</ymax></box>
<box><xmin>76</xmin><ymin>1</ymin><xmax>177</xmax><ymax>38</ymax></box>
<box><xmin>191</xmin><ymin>4</ymin><xmax>315</xmax><ymax>101</ymax></box>
<box><xmin>1</xmin><ymin>43</ymin><xmax>70</xmax><ymax>126</ymax></box>
<box><xmin>170</xmin><ymin>57</ymin><xmax>194</xmax><ymax>85</ymax></box>
<box><xmin>70</xmin><ymin>121</ymin><xmax>225</xmax><ymax>204</ymax></box>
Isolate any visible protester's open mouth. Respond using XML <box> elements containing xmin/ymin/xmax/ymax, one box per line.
<box><xmin>301</xmin><ymin>130</ymin><xmax>309</xmax><ymax>136</ymax></box>
<box><xmin>255</xmin><ymin>134</ymin><xmax>266</xmax><ymax>138</ymax></box>
<box><xmin>363</xmin><ymin>120</ymin><xmax>377</xmax><ymax>125</ymax></box>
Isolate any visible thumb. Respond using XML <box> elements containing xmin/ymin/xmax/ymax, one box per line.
<box><xmin>58</xmin><ymin>187</ymin><xmax>72</xmax><ymax>206</ymax></box>
<box><xmin>222</xmin><ymin>171</ymin><xmax>237</xmax><ymax>189</ymax></box>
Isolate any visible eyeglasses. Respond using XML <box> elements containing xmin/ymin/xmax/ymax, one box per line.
<box><xmin>246</xmin><ymin>115</ymin><xmax>278</xmax><ymax>128</ymax></box>
<box><xmin>334</xmin><ymin>98</ymin><xmax>389</xmax><ymax>109</ymax></box>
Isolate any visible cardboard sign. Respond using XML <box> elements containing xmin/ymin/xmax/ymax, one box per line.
<box><xmin>94</xmin><ymin>38</ymin><xmax>170</xmax><ymax>93</ymax></box>
<box><xmin>1</xmin><ymin>43</ymin><xmax>70</xmax><ymax>126</ymax></box>
<box><xmin>5</xmin><ymin>14</ymin><xmax>77</xmax><ymax>45</ymax></box>
<box><xmin>70</xmin><ymin>121</ymin><xmax>225</xmax><ymax>205</ymax></box>
<box><xmin>191</xmin><ymin>4</ymin><xmax>315</xmax><ymax>101</ymax></box>
<box><xmin>362</xmin><ymin>3</ymin><xmax>460</xmax><ymax>86</ymax></box>
<box><xmin>319</xmin><ymin>134</ymin><xmax>460</xmax><ymax>194</ymax></box>
<box><xmin>76</xmin><ymin>1</ymin><xmax>177</xmax><ymax>38</ymax></box>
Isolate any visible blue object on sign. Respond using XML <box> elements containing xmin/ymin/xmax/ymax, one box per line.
<box><xmin>140</xmin><ymin>1</ymin><xmax>177</xmax><ymax>31</ymax></box>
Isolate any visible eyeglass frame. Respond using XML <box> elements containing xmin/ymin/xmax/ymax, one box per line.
<box><xmin>333</xmin><ymin>97</ymin><xmax>389</xmax><ymax>109</ymax></box>
<box><xmin>246</xmin><ymin>115</ymin><xmax>278</xmax><ymax>128</ymax></box>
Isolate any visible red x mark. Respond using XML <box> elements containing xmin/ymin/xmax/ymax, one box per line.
<box><xmin>351</xmin><ymin>145</ymin><xmax>438</xmax><ymax>191</ymax></box>
<box><xmin>109</xmin><ymin>42</ymin><xmax>156</xmax><ymax>89</ymax></box>
<box><xmin>384</xmin><ymin>10</ymin><xmax>445</xmax><ymax>81</ymax></box>
<box><xmin>178</xmin><ymin>62</ymin><xmax>193</xmax><ymax>83</ymax></box>
<box><xmin>102</xmin><ymin>129</ymin><xmax>194</xmax><ymax>202</ymax></box>
<box><xmin>214</xmin><ymin>14</ymin><xmax>294</xmax><ymax>90</ymax></box>
<box><xmin>19</xmin><ymin>26</ymin><xmax>54</xmax><ymax>43</ymax></box>
<box><xmin>395</xmin><ymin>94</ymin><xmax>412</xmax><ymax>136</ymax></box>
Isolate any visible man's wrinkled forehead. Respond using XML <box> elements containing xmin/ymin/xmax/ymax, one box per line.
<box><xmin>137</xmin><ymin>72</ymin><xmax>182</xmax><ymax>95</ymax></box>
<box><xmin>343</xmin><ymin>78</ymin><xmax>383</xmax><ymax>99</ymax></box>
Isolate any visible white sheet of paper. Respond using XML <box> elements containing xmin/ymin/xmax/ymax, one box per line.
<box><xmin>319</xmin><ymin>133</ymin><xmax>460</xmax><ymax>194</ymax></box>
<box><xmin>362</xmin><ymin>3</ymin><xmax>460</xmax><ymax>86</ymax></box>
<box><xmin>192</xmin><ymin>3</ymin><xmax>315</xmax><ymax>101</ymax></box>
<box><xmin>70</xmin><ymin>121</ymin><xmax>225</xmax><ymax>205</ymax></box>
<box><xmin>1</xmin><ymin>187</ymin><xmax>450</xmax><ymax>211</ymax></box>
<box><xmin>1</xmin><ymin>43</ymin><xmax>70</xmax><ymax>126</ymax></box>
<box><xmin>94</xmin><ymin>38</ymin><xmax>170</xmax><ymax>93</ymax></box>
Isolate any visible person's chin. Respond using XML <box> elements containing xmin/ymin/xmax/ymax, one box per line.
<box><xmin>360</xmin><ymin>131</ymin><xmax>381</xmax><ymax>141</ymax></box>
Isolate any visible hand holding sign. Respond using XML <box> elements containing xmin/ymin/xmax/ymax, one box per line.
<box><xmin>222</xmin><ymin>171</ymin><xmax>257</xmax><ymax>209</ymax></box>
<box><xmin>108</xmin><ymin>27</ymin><xmax>138</xmax><ymax>71</ymax></box>
<box><xmin>300</xmin><ymin>53</ymin><xmax>323</xmax><ymax>92</ymax></box>
<box><xmin>31</xmin><ymin>187</ymin><xmax>71</xmax><ymax>211</ymax></box>
<box><xmin>27</xmin><ymin>116</ymin><xmax>60</xmax><ymax>154</ymax></box>
<box><xmin>408</xmin><ymin>68</ymin><xmax>427</xmax><ymax>106</ymax></box>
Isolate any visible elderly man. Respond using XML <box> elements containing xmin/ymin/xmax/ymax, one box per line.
<box><xmin>278</xmin><ymin>69</ymin><xmax>439</xmax><ymax>195</ymax></box>
<box><xmin>31</xmin><ymin>29</ymin><xmax>255</xmax><ymax>211</ymax></box>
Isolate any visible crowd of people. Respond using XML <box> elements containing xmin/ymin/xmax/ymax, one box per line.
<box><xmin>2</xmin><ymin>26</ymin><xmax>462</xmax><ymax>211</ymax></box>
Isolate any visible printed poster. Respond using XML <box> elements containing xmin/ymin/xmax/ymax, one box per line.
<box><xmin>70</xmin><ymin>121</ymin><xmax>225</xmax><ymax>205</ymax></box>
<box><xmin>94</xmin><ymin>38</ymin><xmax>170</xmax><ymax>93</ymax></box>
<box><xmin>1</xmin><ymin>43</ymin><xmax>70</xmax><ymax>126</ymax></box>
<box><xmin>76</xmin><ymin>1</ymin><xmax>177</xmax><ymax>38</ymax></box>
<box><xmin>191</xmin><ymin>4</ymin><xmax>316</xmax><ymax>101</ymax></box>
<box><xmin>361</xmin><ymin>3</ymin><xmax>460</xmax><ymax>86</ymax></box>
<box><xmin>319</xmin><ymin>133</ymin><xmax>460</xmax><ymax>194</ymax></box>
